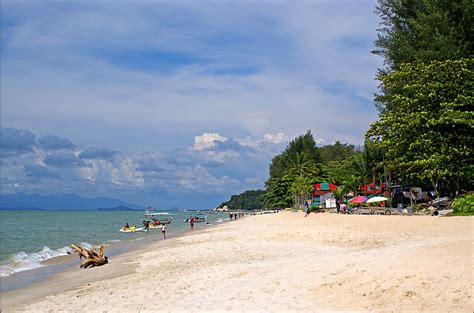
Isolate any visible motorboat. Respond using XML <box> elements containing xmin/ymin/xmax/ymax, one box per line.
<box><xmin>184</xmin><ymin>213</ymin><xmax>207</xmax><ymax>223</ymax></box>
<box><xmin>144</xmin><ymin>208</ymin><xmax>174</xmax><ymax>224</ymax></box>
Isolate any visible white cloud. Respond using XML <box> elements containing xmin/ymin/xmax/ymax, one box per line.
<box><xmin>263</xmin><ymin>132</ymin><xmax>289</xmax><ymax>144</ymax></box>
<box><xmin>2</xmin><ymin>1</ymin><xmax>381</xmax><ymax>153</ymax></box>
<box><xmin>193</xmin><ymin>132</ymin><xmax>228</xmax><ymax>150</ymax></box>
<box><xmin>315</xmin><ymin>138</ymin><xmax>325</xmax><ymax>145</ymax></box>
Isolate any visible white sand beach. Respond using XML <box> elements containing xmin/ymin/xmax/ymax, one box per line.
<box><xmin>3</xmin><ymin>212</ymin><xmax>473</xmax><ymax>312</ymax></box>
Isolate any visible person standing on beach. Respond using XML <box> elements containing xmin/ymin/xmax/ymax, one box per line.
<box><xmin>304</xmin><ymin>201</ymin><xmax>309</xmax><ymax>217</ymax></box>
<box><xmin>190</xmin><ymin>216</ymin><xmax>195</xmax><ymax>229</ymax></box>
<box><xmin>161</xmin><ymin>224</ymin><xmax>166</xmax><ymax>240</ymax></box>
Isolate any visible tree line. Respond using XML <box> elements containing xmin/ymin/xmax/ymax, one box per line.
<box><xmin>218</xmin><ymin>0</ymin><xmax>473</xmax><ymax>210</ymax></box>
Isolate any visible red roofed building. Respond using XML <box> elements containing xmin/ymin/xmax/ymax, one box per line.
<box><xmin>312</xmin><ymin>183</ymin><xmax>338</xmax><ymax>208</ymax></box>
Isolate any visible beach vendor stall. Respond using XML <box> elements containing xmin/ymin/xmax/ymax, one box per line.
<box><xmin>311</xmin><ymin>183</ymin><xmax>338</xmax><ymax>211</ymax></box>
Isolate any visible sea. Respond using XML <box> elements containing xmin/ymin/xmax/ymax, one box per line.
<box><xmin>0</xmin><ymin>210</ymin><xmax>229</xmax><ymax>289</ymax></box>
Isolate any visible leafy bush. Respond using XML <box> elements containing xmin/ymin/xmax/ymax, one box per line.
<box><xmin>452</xmin><ymin>193</ymin><xmax>474</xmax><ymax>216</ymax></box>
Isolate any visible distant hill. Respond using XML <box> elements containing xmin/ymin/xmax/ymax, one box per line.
<box><xmin>219</xmin><ymin>189</ymin><xmax>265</xmax><ymax>210</ymax></box>
<box><xmin>97</xmin><ymin>206</ymin><xmax>142</xmax><ymax>211</ymax></box>
<box><xmin>0</xmin><ymin>193</ymin><xmax>142</xmax><ymax>210</ymax></box>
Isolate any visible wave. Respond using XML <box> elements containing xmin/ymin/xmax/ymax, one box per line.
<box><xmin>0</xmin><ymin>243</ymin><xmax>92</xmax><ymax>277</ymax></box>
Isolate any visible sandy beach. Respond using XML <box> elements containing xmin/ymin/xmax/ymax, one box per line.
<box><xmin>2</xmin><ymin>212</ymin><xmax>473</xmax><ymax>312</ymax></box>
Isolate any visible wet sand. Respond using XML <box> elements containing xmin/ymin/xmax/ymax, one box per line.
<box><xmin>2</xmin><ymin>212</ymin><xmax>473</xmax><ymax>312</ymax></box>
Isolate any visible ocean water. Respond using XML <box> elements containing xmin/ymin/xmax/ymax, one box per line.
<box><xmin>0</xmin><ymin>210</ymin><xmax>228</xmax><ymax>277</ymax></box>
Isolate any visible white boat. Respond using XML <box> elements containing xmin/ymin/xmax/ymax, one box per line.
<box><xmin>184</xmin><ymin>214</ymin><xmax>207</xmax><ymax>223</ymax></box>
<box><xmin>144</xmin><ymin>208</ymin><xmax>174</xmax><ymax>224</ymax></box>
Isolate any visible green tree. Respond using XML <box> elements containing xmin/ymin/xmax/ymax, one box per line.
<box><xmin>344</xmin><ymin>175</ymin><xmax>363</xmax><ymax>196</ymax></box>
<box><xmin>268</xmin><ymin>131</ymin><xmax>322</xmax><ymax>181</ymax></box>
<box><xmin>332</xmin><ymin>186</ymin><xmax>347</xmax><ymax>201</ymax></box>
<box><xmin>284</xmin><ymin>160</ymin><xmax>324</xmax><ymax>208</ymax></box>
<box><xmin>263</xmin><ymin>176</ymin><xmax>293</xmax><ymax>208</ymax></box>
<box><xmin>373</xmin><ymin>0</ymin><xmax>473</xmax><ymax>113</ymax></box>
<box><xmin>367</xmin><ymin>59</ymin><xmax>474</xmax><ymax>194</ymax></box>
<box><xmin>219</xmin><ymin>190</ymin><xmax>265</xmax><ymax>210</ymax></box>
<box><xmin>319</xmin><ymin>141</ymin><xmax>358</xmax><ymax>163</ymax></box>
<box><xmin>374</xmin><ymin>0</ymin><xmax>473</xmax><ymax>71</ymax></box>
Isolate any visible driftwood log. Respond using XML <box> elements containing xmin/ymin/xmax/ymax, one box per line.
<box><xmin>70</xmin><ymin>243</ymin><xmax>108</xmax><ymax>268</ymax></box>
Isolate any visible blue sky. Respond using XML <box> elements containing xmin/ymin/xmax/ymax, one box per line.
<box><xmin>1</xmin><ymin>0</ymin><xmax>382</xmax><ymax>208</ymax></box>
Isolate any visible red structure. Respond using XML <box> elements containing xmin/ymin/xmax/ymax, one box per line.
<box><xmin>312</xmin><ymin>183</ymin><xmax>338</xmax><ymax>208</ymax></box>
<box><xmin>359</xmin><ymin>183</ymin><xmax>386</xmax><ymax>195</ymax></box>
<box><xmin>313</xmin><ymin>183</ymin><xmax>338</xmax><ymax>196</ymax></box>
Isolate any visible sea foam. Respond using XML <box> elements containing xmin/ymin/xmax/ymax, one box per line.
<box><xmin>0</xmin><ymin>244</ymin><xmax>91</xmax><ymax>277</ymax></box>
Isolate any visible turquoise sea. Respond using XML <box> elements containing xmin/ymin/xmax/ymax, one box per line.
<box><xmin>0</xmin><ymin>210</ymin><xmax>229</xmax><ymax>278</ymax></box>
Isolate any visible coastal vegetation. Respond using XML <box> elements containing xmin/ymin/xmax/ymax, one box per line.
<box><xmin>368</xmin><ymin>0</ymin><xmax>473</xmax><ymax>195</ymax></box>
<box><xmin>219</xmin><ymin>190</ymin><xmax>265</xmax><ymax>210</ymax></box>
<box><xmin>221</xmin><ymin>0</ymin><xmax>473</xmax><ymax>211</ymax></box>
<box><xmin>451</xmin><ymin>193</ymin><xmax>474</xmax><ymax>216</ymax></box>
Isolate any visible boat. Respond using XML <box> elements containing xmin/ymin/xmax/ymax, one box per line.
<box><xmin>119</xmin><ymin>226</ymin><xmax>148</xmax><ymax>233</ymax></box>
<box><xmin>144</xmin><ymin>208</ymin><xmax>174</xmax><ymax>224</ymax></box>
<box><xmin>184</xmin><ymin>213</ymin><xmax>207</xmax><ymax>223</ymax></box>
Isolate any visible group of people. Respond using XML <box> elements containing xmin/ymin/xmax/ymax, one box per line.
<box><xmin>303</xmin><ymin>199</ymin><xmax>353</xmax><ymax>216</ymax></box>
<box><xmin>121</xmin><ymin>221</ymin><xmax>166</xmax><ymax>239</ymax></box>
<box><xmin>229</xmin><ymin>212</ymin><xmax>244</xmax><ymax>220</ymax></box>
<box><xmin>336</xmin><ymin>200</ymin><xmax>351</xmax><ymax>214</ymax></box>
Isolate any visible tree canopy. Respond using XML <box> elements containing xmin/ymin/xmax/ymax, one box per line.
<box><xmin>268</xmin><ymin>131</ymin><xmax>321</xmax><ymax>180</ymax></box>
<box><xmin>367</xmin><ymin>59</ymin><xmax>473</xmax><ymax>193</ymax></box>
<box><xmin>219</xmin><ymin>189</ymin><xmax>265</xmax><ymax>210</ymax></box>
<box><xmin>373</xmin><ymin>0</ymin><xmax>473</xmax><ymax>71</ymax></box>
<box><xmin>373</xmin><ymin>0</ymin><xmax>474</xmax><ymax>113</ymax></box>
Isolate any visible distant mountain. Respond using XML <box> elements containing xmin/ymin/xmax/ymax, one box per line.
<box><xmin>0</xmin><ymin>193</ymin><xmax>142</xmax><ymax>210</ymax></box>
<box><xmin>0</xmin><ymin>206</ymin><xmax>46</xmax><ymax>211</ymax></box>
<box><xmin>97</xmin><ymin>206</ymin><xmax>142</xmax><ymax>211</ymax></box>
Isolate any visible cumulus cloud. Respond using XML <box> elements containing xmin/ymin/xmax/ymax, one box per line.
<box><xmin>1</xmin><ymin>127</ymin><xmax>37</xmax><ymax>157</ymax></box>
<box><xmin>38</xmin><ymin>134</ymin><xmax>76</xmax><ymax>150</ymax></box>
<box><xmin>2</xmin><ymin>1</ymin><xmax>381</xmax><ymax>153</ymax></box>
<box><xmin>2</xmin><ymin>0</ymin><xmax>384</xmax><ymax>207</ymax></box>
<box><xmin>79</xmin><ymin>147</ymin><xmax>117</xmax><ymax>160</ymax></box>
<box><xmin>2</xmin><ymin>127</ymin><xmax>288</xmax><ymax>207</ymax></box>
<box><xmin>263</xmin><ymin>132</ymin><xmax>289</xmax><ymax>144</ymax></box>
<box><xmin>193</xmin><ymin>133</ymin><xmax>228</xmax><ymax>150</ymax></box>
<box><xmin>24</xmin><ymin>163</ymin><xmax>60</xmax><ymax>179</ymax></box>
<box><xmin>43</xmin><ymin>150</ymin><xmax>85</xmax><ymax>168</ymax></box>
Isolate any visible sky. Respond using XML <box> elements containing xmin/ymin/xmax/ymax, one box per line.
<box><xmin>1</xmin><ymin>0</ymin><xmax>383</xmax><ymax>209</ymax></box>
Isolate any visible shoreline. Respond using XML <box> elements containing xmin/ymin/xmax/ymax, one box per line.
<box><xmin>2</xmin><ymin>217</ymin><xmax>237</xmax><ymax>311</ymax></box>
<box><xmin>3</xmin><ymin>212</ymin><xmax>472</xmax><ymax>312</ymax></box>
<box><xmin>0</xmin><ymin>213</ymin><xmax>230</xmax><ymax>293</ymax></box>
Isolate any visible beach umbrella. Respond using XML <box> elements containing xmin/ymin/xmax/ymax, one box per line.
<box><xmin>366</xmin><ymin>196</ymin><xmax>388</xmax><ymax>203</ymax></box>
<box><xmin>350</xmin><ymin>196</ymin><xmax>368</xmax><ymax>203</ymax></box>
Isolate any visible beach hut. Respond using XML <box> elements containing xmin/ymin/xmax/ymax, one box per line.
<box><xmin>312</xmin><ymin>183</ymin><xmax>338</xmax><ymax>209</ymax></box>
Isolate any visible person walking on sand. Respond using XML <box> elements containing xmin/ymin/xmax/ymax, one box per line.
<box><xmin>304</xmin><ymin>201</ymin><xmax>309</xmax><ymax>217</ymax></box>
<box><xmin>161</xmin><ymin>224</ymin><xmax>166</xmax><ymax>240</ymax></box>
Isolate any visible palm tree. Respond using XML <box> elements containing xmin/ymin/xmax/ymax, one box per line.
<box><xmin>332</xmin><ymin>186</ymin><xmax>347</xmax><ymax>201</ymax></box>
<box><xmin>352</xmin><ymin>154</ymin><xmax>370</xmax><ymax>195</ymax></box>
<box><xmin>344</xmin><ymin>175</ymin><xmax>362</xmax><ymax>196</ymax></box>
<box><xmin>284</xmin><ymin>159</ymin><xmax>323</xmax><ymax>208</ymax></box>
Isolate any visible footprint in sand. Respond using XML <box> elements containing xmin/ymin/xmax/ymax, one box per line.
<box><xmin>403</xmin><ymin>290</ymin><xmax>417</xmax><ymax>298</ymax></box>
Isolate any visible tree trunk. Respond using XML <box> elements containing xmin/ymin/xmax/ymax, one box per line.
<box><xmin>70</xmin><ymin>244</ymin><xmax>108</xmax><ymax>268</ymax></box>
